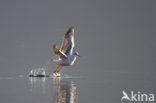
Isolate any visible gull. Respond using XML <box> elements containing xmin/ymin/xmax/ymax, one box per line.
<box><xmin>52</xmin><ymin>27</ymin><xmax>80</xmax><ymax>76</ymax></box>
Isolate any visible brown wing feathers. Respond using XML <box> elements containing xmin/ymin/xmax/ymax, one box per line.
<box><xmin>60</xmin><ymin>27</ymin><xmax>73</xmax><ymax>52</ymax></box>
<box><xmin>60</xmin><ymin>35</ymin><xmax>68</xmax><ymax>52</ymax></box>
<box><xmin>52</xmin><ymin>44</ymin><xmax>67</xmax><ymax>58</ymax></box>
<box><xmin>53</xmin><ymin>44</ymin><xmax>59</xmax><ymax>54</ymax></box>
<box><xmin>52</xmin><ymin>27</ymin><xmax>74</xmax><ymax>58</ymax></box>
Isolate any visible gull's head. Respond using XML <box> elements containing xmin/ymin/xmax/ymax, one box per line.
<box><xmin>73</xmin><ymin>51</ymin><xmax>80</xmax><ymax>57</ymax></box>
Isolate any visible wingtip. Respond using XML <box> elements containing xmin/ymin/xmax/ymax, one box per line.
<box><xmin>53</xmin><ymin>44</ymin><xmax>57</xmax><ymax>48</ymax></box>
<box><xmin>68</xmin><ymin>26</ymin><xmax>74</xmax><ymax>32</ymax></box>
<box><xmin>53</xmin><ymin>44</ymin><xmax>59</xmax><ymax>54</ymax></box>
<box><xmin>65</xmin><ymin>26</ymin><xmax>74</xmax><ymax>36</ymax></box>
<box><xmin>70</xmin><ymin>26</ymin><xmax>74</xmax><ymax>29</ymax></box>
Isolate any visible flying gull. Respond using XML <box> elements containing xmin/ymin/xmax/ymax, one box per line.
<box><xmin>52</xmin><ymin>27</ymin><xmax>80</xmax><ymax>77</ymax></box>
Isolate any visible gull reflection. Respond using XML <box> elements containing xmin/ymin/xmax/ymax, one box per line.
<box><xmin>53</xmin><ymin>77</ymin><xmax>77</xmax><ymax>103</ymax></box>
<box><xmin>29</xmin><ymin>77</ymin><xmax>47</xmax><ymax>94</ymax></box>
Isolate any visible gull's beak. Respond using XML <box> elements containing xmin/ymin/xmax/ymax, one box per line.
<box><xmin>77</xmin><ymin>54</ymin><xmax>80</xmax><ymax>57</ymax></box>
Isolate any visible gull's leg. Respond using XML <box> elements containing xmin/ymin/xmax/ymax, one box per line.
<box><xmin>53</xmin><ymin>65</ymin><xmax>60</xmax><ymax>73</ymax></box>
<box><xmin>57</xmin><ymin>66</ymin><xmax>63</xmax><ymax>73</ymax></box>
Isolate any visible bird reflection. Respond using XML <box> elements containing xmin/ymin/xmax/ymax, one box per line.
<box><xmin>53</xmin><ymin>77</ymin><xmax>77</xmax><ymax>103</ymax></box>
<box><xmin>29</xmin><ymin>77</ymin><xmax>47</xmax><ymax>94</ymax></box>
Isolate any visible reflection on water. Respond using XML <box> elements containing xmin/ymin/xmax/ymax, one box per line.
<box><xmin>53</xmin><ymin>77</ymin><xmax>77</xmax><ymax>103</ymax></box>
<box><xmin>28</xmin><ymin>77</ymin><xmax>77</xmax><ymax>103</ymax></box>
<box><xmin>29</xmin><ymin>77</ymin><xmax>47</xmax><ymax>94</ymax></box>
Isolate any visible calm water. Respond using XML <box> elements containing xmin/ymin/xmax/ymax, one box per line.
<box><xmin>0</xmin><ymin>71</ymin><xmax>155</xmax><ymax>103</ymax></box>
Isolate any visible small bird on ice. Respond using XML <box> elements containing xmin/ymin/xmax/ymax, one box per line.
<box><xmin>52</xmin><ymin>27</ymin><xmax>80</xmax><ymax>77</ymax></box>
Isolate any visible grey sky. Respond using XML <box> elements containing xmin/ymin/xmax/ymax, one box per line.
<box><xmin>0</xmin><ymin>0</ymin><xmax>155</xmax><ymax>75</ymax></box>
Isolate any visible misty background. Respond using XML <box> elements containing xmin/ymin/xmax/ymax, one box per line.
<box><xmin>0</xmin><ymin>0</ymin><xmax>155</xmax><ymax>103</ymax></box>
<box><xmin>0</xmin><ymin>0</ymin><xmax>155</xmax><ymax>76</ymax></box>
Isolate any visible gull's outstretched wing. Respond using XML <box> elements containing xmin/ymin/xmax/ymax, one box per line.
<box><xmin>53</xmin><ymin>44</ymin><xmax>67</xmax><ymax>59</ymax></box>
<box><xmin>60</xmin><ymin>27</ymin><xmax>75</xmax><ymax>55</ymax></box>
